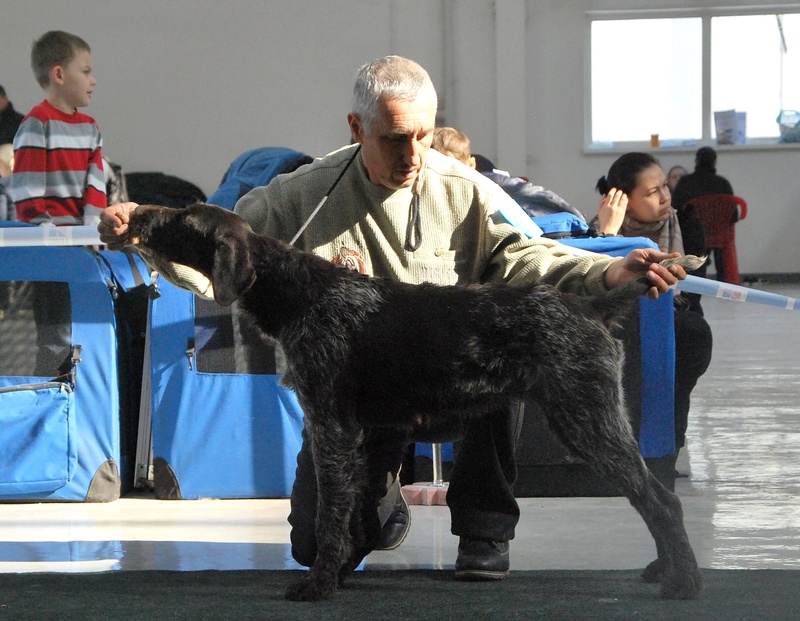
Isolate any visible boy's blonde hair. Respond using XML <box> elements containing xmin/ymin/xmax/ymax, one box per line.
<box><xmin>431</xmin><ymin>127</ymin><xmax>472</xmax><ymax>165</ymax></box>
<box><xmin>31</xmin><ymin>30</ymin><xmax>91</xmax><ymax>88</ymax></box>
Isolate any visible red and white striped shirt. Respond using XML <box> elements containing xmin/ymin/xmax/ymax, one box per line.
<box><xmin>10</xmin><ymin>100</ymin><xmax>106</xmax><ymax>225</ymax></box>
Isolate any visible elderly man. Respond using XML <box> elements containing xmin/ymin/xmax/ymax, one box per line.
<box><xmin>99</xmin><ymin>55</ymin><xmax>685</xmax><ymax>581</ymax></box>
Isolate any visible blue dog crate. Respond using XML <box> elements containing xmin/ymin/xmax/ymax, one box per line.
<box><xmin>144</xmin><ymin>276</ymin><xmax>305</xmax><ymax>499</ymax></box>
<box><xmin>132</xmin><ymin>146</ymin><xmax>311</xmax><ymax>500</ymax></box>
<box><xmin>0</xmin><ymin>239</ymin><xmax>149</xmax><ymax>502</ymax></box>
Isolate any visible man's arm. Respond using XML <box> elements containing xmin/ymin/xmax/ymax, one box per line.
<box><xmin>483</xmin><ymin>191</ymin><xmax>683</xmax><ymax>297</ymax></box>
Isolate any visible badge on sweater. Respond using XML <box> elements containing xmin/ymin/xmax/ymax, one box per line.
<box><xmin>331</xmin><ymin>247</ymin><xmax>366</xmax><ymax>273</ymax></box>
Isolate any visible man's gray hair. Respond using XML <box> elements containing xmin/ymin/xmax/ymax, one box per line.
<box><xmin>351</xmin><ymin>56</ymin><xmax>438</xmax><ymax>133</ymax></box>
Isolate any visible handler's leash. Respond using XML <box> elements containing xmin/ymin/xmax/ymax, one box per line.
<box><xmin>289</xmin><ymin>145</ymin><xmax>361</xmax><ymax>246</ymax></box>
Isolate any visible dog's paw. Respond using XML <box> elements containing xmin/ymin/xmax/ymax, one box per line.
<box><xmin>285</xmin><ymin>576</ymin><xmax>337</xmax><ymax>602</ymax></box>
<box><xmin>659</xmin><ymin>567</ymin><xmax>703</xmax><ymax>600</ymax></box>
<box><xmin>641</xmin><ymin>558</ymin><xmax>666</xmax><ymax>583</ymax></box>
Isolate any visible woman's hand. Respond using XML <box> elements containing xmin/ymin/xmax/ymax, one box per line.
<box><xmin>597</xmin><ymin>188</ymin><xmax>627</xmax><ymax>235</ymax></box>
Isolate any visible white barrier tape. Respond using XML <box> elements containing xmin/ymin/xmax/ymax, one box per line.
<box><xmin>0</xmin><ymin>225</ymin><xmax>101</xmax><ymax>247</ymax></box>
<box><xmin>564</xmin><ymin>243</ymin><xmax>799</xmax><ymax>313</ymax></box>
<box><xmin>676</xmin><ymin>275</ymin><xmax>799</xmax><ymax>311</ymax></box>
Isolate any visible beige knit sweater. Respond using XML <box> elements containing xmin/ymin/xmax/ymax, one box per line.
<box><xmin>142</xmin><ymin>145</ymin><xmax>615</xmax><ymax>299</ymax></box>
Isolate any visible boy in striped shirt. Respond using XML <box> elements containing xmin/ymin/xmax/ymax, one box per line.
<box><xmin>10</xmin><ymin>30</ymin><xmax>106</xmax><ymax>226</ymax></box>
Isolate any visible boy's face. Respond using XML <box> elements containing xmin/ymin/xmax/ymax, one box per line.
<box><xmin>53</xmin><ymin>49</ymin><xmax>96</xmax><ymax>110</ymax></box>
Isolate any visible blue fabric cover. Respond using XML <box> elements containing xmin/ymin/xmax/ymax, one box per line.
<box><xmin>0</xmin><ymin>385</ymin><xmax>75</xmax><ymax>494</ymax></box>
<box><xmin>531</xmin><ymin>212</ymin><xmax>589</xmax><ymax>237</ymax></box>
<box><xmin>207</xmin><ymin>147</ymin><xmax>312</xmax><ymax>209</ymax></box>
<box><xmin>146</xmin><ymin>147</ymin><xmax>311</xmax><ymax>499</ymax></box>
<box><xmin>148</xmin><ymin>278</ymin><xmax>305</xmax><ymax>498</ymax></box>
<box><xmin>557</xmin><ymin>234</ymin><xmax>676</xmax><ymax>458</ymax></box>
<box><xmin>0</xmin><ymin>240</ymin><xmax>132</xmax><ymax>501</ymax></box>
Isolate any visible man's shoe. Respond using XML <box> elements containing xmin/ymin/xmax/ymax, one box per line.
<box><xmin>454</xmin><ymin>537</ymin><xmax>510</xmax><ymax>581</ymax></box>
<box><xmin>375</xmin><ymin>490</ymin><xmax>411</xmax><ymax>550</ymax></box>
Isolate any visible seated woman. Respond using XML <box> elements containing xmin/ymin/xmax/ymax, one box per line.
<box><xmin>592</xmin><ymin>152</ymin><xmax>713</xmax><ymax>472</ymax></box>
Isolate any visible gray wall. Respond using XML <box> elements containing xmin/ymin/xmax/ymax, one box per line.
<box><xmin>2</xmin><ymin>0</ymin><xmax>798</xmax><ymax>275</ymax></box>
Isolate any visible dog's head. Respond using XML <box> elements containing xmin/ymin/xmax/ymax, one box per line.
<box><xmin>128</xmin><ymin>203</ymin><xmax>257</xmax><ymax>306</ymax></box>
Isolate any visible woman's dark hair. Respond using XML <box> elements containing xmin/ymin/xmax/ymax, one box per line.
<box><xmin>596</xmin><ymin>152</ymin><xmax>660</xmax><ymax>196</ymax></box>
<box><xmin>694</xmin><ymin>146</ymin><xmax>717</xmax><ymax>174</ymax></box>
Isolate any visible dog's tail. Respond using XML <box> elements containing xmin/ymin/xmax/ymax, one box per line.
<box><xmin>568</xmin><ymin>255</ymin><xmax>706</xmax><ymax>328</ymax></box>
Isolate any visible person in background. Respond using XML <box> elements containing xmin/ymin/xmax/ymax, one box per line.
<box><xmin>671</xmin><ymin>147</ymin><xmax>733</xmax><ymax>210</ymax></box>
<box><xmin>431</xmin><ymin>126</ymin><xmax>586</xmax><ymax>221</ymax></box>
<box><xmin>430</xmin><ymin>126</ymin><xmax>476</xmax><ymax>169</ymax></box>
<box><xmin>671</xmin><ymin>146</ymin><xmax>736</xmax><ymax>281</ymax></box>
<box><xmin>0</xmin><ymin>85</ymin><xmax>24</xmax><ymax>145</ymax></box>
<box><xmin>0</xmin><ymin>144</ymin><xmax>15</xmax><ymax>221</ymax></box>
<box><xmin>9</xmin><ymin>31</ymin><xmax>106</xmax><ymax>227</ymax></box>
<box><xmin>8</xmin><ymin>31</ymin><xmax>106</xmax><ymax>379</ymax></box>
<box><xmin>593</xmin><ymin>152</ymin><xmax>713</xmax><ymax>473</ymax></box>
<box><xmin>666</xmin><ymin>164</ymin><xmax>687</xmax><ymax>194</ymax></box>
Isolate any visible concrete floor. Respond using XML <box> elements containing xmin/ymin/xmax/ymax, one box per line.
<box><xmin>1</xmin><ymin>283</ymin><xmax>798</xmax><ymax>575</ymax></box>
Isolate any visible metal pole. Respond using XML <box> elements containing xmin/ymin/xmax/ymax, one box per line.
<box><xmin>431</xmin><ymin>443</ymin><xmax>445</xmax><ymax>487</ymax></box>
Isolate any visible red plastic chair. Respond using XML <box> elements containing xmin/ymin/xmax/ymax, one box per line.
<box><xmin>686</xmin><ymin>194</ymin><xmax>748</xmax><ymax>285</ymax></box>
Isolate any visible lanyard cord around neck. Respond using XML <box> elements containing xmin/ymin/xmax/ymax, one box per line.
<box><xmin>290</xmin><ymin>143</ymin><xmax>424</xmax><ymax>252</ymax></box>
<box><xmin>289</xmin><ymin>144</ymin><xmax>361</xmax><ymax>246</ymax></box>
<box><xmin>405</xmin><ymin>192</ymin><xmax>422</xmax><ymax>251</ymax></box>
<box><xmin>404</xmin><ymin>164</ymin><xmax>425</xmax><ymax>251</ymax></box>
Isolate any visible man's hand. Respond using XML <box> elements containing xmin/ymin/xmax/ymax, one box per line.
<box><xmin>605</xmin><ymin>248</ymin><xmax>687</xmax><ymax>299</ymax></box>
<box><xmin>97</xmin><ymin>202</ymin><xmax>139</xmax><ymax>250</ymax></box>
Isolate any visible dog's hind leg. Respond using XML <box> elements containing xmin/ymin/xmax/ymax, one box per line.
<box><xmin>598</xmin><ymin>447</ymin><xmax>701</xmax><ymax>600</ymax></box>
<box><xmin>538</xmin><ymin>366</ymin><xmax>702</xmax><ymax>599</ymax></box>
<box><xmin>285</xmin><ymin>414</ymin><xmax>365</xmax><ymax>602</ymax></box>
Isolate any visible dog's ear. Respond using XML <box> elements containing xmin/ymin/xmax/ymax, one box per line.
<box><xmin>212</xmin><ymin>233</ymin><xmax>257</xmax><ymax>306</ymax></box>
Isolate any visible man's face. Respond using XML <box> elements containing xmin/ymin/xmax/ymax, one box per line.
<box><xmin>348</xmin><ymin>95</ymin><xmax>436</xmax><ymax>190</ymax></box>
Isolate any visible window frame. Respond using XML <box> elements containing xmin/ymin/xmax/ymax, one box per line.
<box><xmin>584</xmin><ymin>4</ymin><xmax>800</xmax><ymax>153</ymax></box>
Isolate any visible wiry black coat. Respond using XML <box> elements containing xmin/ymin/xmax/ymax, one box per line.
<box><xmin>129</xmin><ymin>203</ymin><xmax>703</xmax><ymax>603</ymax></box>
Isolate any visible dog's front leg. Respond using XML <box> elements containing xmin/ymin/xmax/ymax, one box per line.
<box><xmin>285</xmin><ymin>416</ymin><xmax>363</xmax><ymax>602</ymax></box>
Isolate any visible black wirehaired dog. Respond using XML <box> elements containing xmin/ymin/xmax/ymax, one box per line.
<box><xmin>126</xmin><ymin>203</ymin><xmax>703</xmax><ymax>602</ymax></box>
